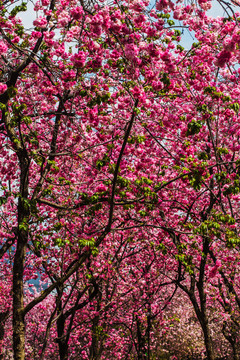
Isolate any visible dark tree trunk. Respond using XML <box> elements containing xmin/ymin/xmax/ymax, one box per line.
<box><xmin>202</xmin><ymin>319</ymin><xmax>215</xmax><ymax>360</ymax></box>
<box><xmin>13</xmin><ymin>155</ymin><xmax>30</xmax><ymax>360</ymax></box>
<box><xmin>136</xmin><ymin>318</ymin><xmax>147</xmax><ymax>360</ymax></box>
<box><xmin>90</xmin><ymin>315</ymin><xmax>101</xmax><ymax>360</ymax></box>
<box><xmin>57</xmin><ymin>300</ymin><xmax>68</xmax><ymax>360</ymax></box>
<box><xmin>189</xmin><ymin>292</ymin><xmax>215</xmax><ymax>360</ymax></box>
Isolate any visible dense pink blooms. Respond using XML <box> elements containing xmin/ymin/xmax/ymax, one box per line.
<box><xmin>216</xmin><ymin>50</ymin><xmax>232</xmax><ymax>67</ymax></box>
<box><xmin>33</xmin><ymin>16</ymin><xmax>47</xmax><ymax>28</ymax></box>
<box><xmin>156</xmin><ymin>0</ymin><xmax>173</xmax><ymax>11</ymax></box>
<box><xmin>57</xmin><ymin>10</ymin><xmax>70</xmax><ymax>26</ymax></box>
<box><xmin>0</xmin><ymin>1</ymin><xmax>240</xmax><ymax>360</ymax></box>
<box><xmin>0</xmin><ymin>83</ymin><xmax>7</xmax><ymax>94</ymax></box>
<box><xmin>125</xmin><ymin>43</ymin><xmax>139</xmax><ymax>60</ymax></box>
<box><xmin>0</xmin><ymin>41</ymin><xmax>7</xmax><ymax>53</ymax></box>
<box><xmin>70</xmin><ymin>6</ymin><xmax>83</xmax><ymax>20</ymax></box>
<box><xmin>70</xmin><ymin>51</ymin><xmax>86</xmax><ymax>67</ymax></box>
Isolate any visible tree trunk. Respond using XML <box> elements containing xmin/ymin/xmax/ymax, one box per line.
<box><xmin>136</xmin><ymin>318</ymin><xmax>147</xmax><ymax>360</ymax></box>
<box><xmin>56</xmin><ymin>296</ymin><xmax>69</xmax><ymax>360</ymax></box>
<box><xmin>57</xmin><ymin>313</ymin><xmax>68</xmax><ymax>360</ymax></box>
<box><xmin>13</xmin><ymin>155</ymin><xmax>30</xmax><ymax>360</ymax></box>
<box><xmin>201</xmin><ymin>320</ymin><xmax>215</xmax><ymax>360</ymax></box>
<box><xmin>189</xmin><ymin>292</ymin><xmax>215</xmax><ymax>360</ymax></box>
<box><xmin>90</xmin><ymin>316</ymin><xmax>99</xmax><ymax>360</ymax></box>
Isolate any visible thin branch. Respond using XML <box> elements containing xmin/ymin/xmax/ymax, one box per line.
<box><xmin>106</xmin><ymin>99</ymin><xmax>139</xmax><ymax>231</ymax></box>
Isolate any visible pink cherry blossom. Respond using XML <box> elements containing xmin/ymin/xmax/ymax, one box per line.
<box><xmin>33</xmin><ymin>16</ymin><xmax>47</xmax><ymax>28</ymax></box>
<box><xmin>0</xmin><ymin>83</ymin><xmax>7</xmax><ymax>94</ymax></box>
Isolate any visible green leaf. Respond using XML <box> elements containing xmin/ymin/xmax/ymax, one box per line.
<box><xmin>187</xmin><ymin>120</ymin><xmax>202</xmax><ymax>136</ymax></box>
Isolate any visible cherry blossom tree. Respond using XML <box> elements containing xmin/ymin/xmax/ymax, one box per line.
<box><xmin>1</xmin><ymin>0</ymin><xmax>240</xmax><ymax>359</ymax></box>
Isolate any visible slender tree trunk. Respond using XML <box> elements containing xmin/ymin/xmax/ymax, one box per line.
<box><xmin>13</xmin><ymin>230</ymin><xmax>27</xmax><ymax>360</ymax></box>
<box><xmin>13</xmin><ymin>155</ymin><xmax>30</xmax><ymax>360</ymax></box>
<box><xmin>56</xmin><ymin>294</ymin><xmax>68</xmax><ymax>360</ymax></box>
<box><xmin>57</xmin><ymin>312</ymin><xmax>68</xmax><ymax>360</ymax></box>
<box><xmin>201</xmin><ymin>319</ymin><xmax>215</xmax><ymax>360</ymax></box>
<box><xmin>189</xmin><ymin>288</ymin><xmax>215</xmax><ymax>360</ymax></box>
<box><xmin>198</xmin><ymin>239</ymin><xmax>215</xmax><ymax>360</ymax></box>
<box><xmin>136</xmin><ymin>318</ymin><xmax>147</xmax><ymax>360</ymax></box>
<box><xmin>190</xmin><ymin>303</ymin><xmax>215</xmax><ymax>360</ymax></box>
<box><xmin>90</xmin><ymin>315</ymin><xmax>101</xmax><ymax>360</ymax></box>
<box><xmin>193</xmin><ymin>298</ymin><xmax>215</xmax><ymax>360</ymax></box>
<box><xmin>57</xmin><ymin>337</ymin><xmax>68</xmax><ymax>360</ymax></box>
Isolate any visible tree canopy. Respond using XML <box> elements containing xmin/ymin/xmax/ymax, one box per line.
<box><xmin>0</xmin><ymin>0</ymin><xmax>240</xmax><ymax>359</ymax></box>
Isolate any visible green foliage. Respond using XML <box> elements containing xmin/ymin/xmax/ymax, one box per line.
<box><xmin>187</xmin><ymin>167</ymin><xmax>205</xmax><ymax>190</ymax></box>
<box><xmin>19</xmin><ymin>221</ymin><xmax>28</xmax><ymax>232</ymax></box>
<box><xmin>127</xmin><ymin>135</ymin><xmax>145</xmax><ymax>144</ymax></box>
<box><xmin>157</xmin><ymin>13</ymin><xmax>170</xmax><ymax>19</ymax></box>
<box><xmin>198</xmin><ymin>151</ymin><xmax>209</xmax><ymax>160</ymax></box>
<box><xmin>225</xmin><ymin>229</ymin><xmax>240</xmax><ymax>248</ymax></box>
<box><xmin>177</xmin><ymin>44</ymin><xmax>184</xmax><ymax>52</ymax></box>
<box><xmin>117</xmin><ymin>176</ymin><xmax>131</xmax><ymax>188</ymax></box>
<box><xmin>58</xmin><ymin>176</ymin><xmax>71</xmax><ymax>185</ymax></box>
<box><xmin>135</xmin><ymin>176</ymin><xmax>153</xmax><ymax>186</ymax></box>
<box><xmin>223</xmin><ymin>177</ymin><xmax>240</xmax><ymax>195</ymax></box>
<box><xmin>86</xmin><ymin>202</ymin><xmax>103</xmax><ymax>216</ymax></box>
<box><xmin>96</xmin><ymin>154</ymin><xmax>110</xmax><ymax>170</ymax></box>
<box><xmin>87</xmin><ymin>92</ymin><xmax>111</xmax><ymax>107</ymax></box>
<box><xmin>133</xmin><ymin>107</ymin><xmax>141</xmax><ymax>115</ymax></box>
<box><xmin>156</xmin><ymin>243</ymin><xmax>167</xmax><ymax>255</ymax></box>
<box><xmin>78</xmin><ymin>237</ymin><xmax>99</xmax><ymax>256</ymax></box>
<box><xmin>138</xmin><ymin>210</ymin><xmax>147</xmax><ymax>217</ymax></box>
<box><xmin>0</xmin><ymin>196</ymin><xmax>7</xmax><ymax>206</ymax></box>
<box><xmin>161</xmin><ymin>73</ymin><xmax>170</xmax><ymax>88</ymax></box>
<box><xmin>187</xmin><ymin>119</ymin><xmax>202</xmax><ymax>135</ymax></box>
<box><xmin>204</xmin><ymin>86</ymin><xmax>231</xmax><ymax>102</ymax></box>
<box><xmin>229</xmin><ymin>102</ymin><xmax>239</xmax><ymax>113</ymax></box>
<box><xmin>216</xmin><ymin>147</ymin><xmax>229</xmax><ymax>155</ymax></box>
<box><xmin>193</xmin><ymin>213</ymin><xmax>236</xmax><ymax>240</ymax></box>
<box><xmin>54</xmin><ymin>238</ymin><xmax>67</xmax><ymax>247</ymax></box>
<box><xmin>10</xmin><ymin>2</ymin><xmax>27</xmax><ymax>16</ymax></box>
<box><xmin>0</xmin><ymin>103</ymin><xmax>6</xmax><ymax>111</ymax></box>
